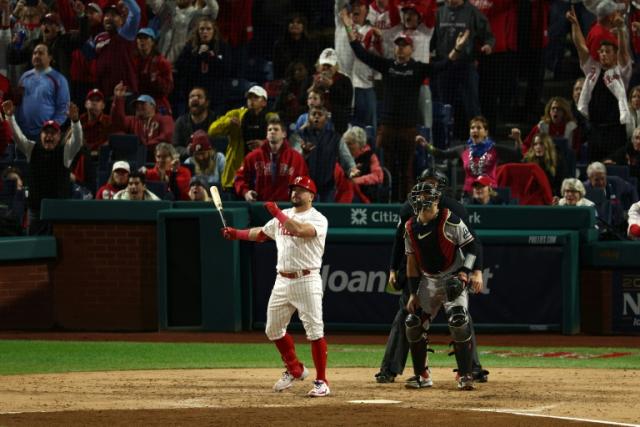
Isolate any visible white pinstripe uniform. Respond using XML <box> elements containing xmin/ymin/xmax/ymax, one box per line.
<box><xmin>262</xmin><ymin>207</ymin><xmax>329</xmax><ymax>341</ymax></box>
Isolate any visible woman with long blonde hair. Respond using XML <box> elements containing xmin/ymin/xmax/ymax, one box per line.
<box><xmin>522</xmin><ymin>133</ymin><xmax>567</xmax><ymax>195</ymax></box>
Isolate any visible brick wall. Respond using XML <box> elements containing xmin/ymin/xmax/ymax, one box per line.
<box><xmin>52</xmin><ymin>223</ymin><xmax>158</xmax><ymax>331</ymax></box>
<box><xmin>0</xmin><ymin>261</ymin><xmax>53</xmax><ymax>329</ymax></box>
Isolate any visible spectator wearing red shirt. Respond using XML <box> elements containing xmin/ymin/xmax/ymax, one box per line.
<box><xmin>585</xmin><ymin>1</ymin><xmax>624</xmax><ymax>61</ymax></box>
<box><xmin>80</xmin><ymin>88</ymin><xmax>112</xmax><ymax>154</ymax></box>
<box><xmin>472</xmin><ymin>0</ymin><xmax>517</xmax><ymax>136</ymax></box>
<box><xmin>84</xmin><ymin>0</ymin><xmax>141</xmax><ymax>99</ymax></box>
<box><xmin>110</xmin><ymin>82</ymin><xmax>175</xmax><ymax>159</ymax></box>
<box><xmin>145</xmin><ymin>142</ymin><xmax>192</xmax><ymax>200</ymax></box>
<box><xmin>96</xmin><ymin>160</ymin><xmax>130</xmax><ymax>199</ymax></box>
<box><xmin>133</xmin><ymin>27</ymin><xmax>173</xmax><ymax>116</ymax></box>
<box><xmin>69</xmin><ymin>2</ymin><xmax>104</xmax><ymax>107</ymax></box>
<box><xmin>234</xmin><ymin>116</ymin><xmax>308</xmax><ymax>202</ymax></box>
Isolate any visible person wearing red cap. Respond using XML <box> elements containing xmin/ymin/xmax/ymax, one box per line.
<box><xmin>184</xmin><ymin>129</ymin><xmax>225</xmax><ymax>188</ymax></box>
<box><xmin>8</xmin><ymin>7</ymin><xmax>90</xmax><ymax>83</ymax></box>
<box><xmin>2</xmin><ymin>99</ymin><xmax>83</xmax><ymax>235</ymax></box>
<box><xmin>80</xmin><ymin>88</ymin><xmax>113</xmax><ymax>154</ymax></box>
<box><xmin>234</xmin><ymin>116</ymin><xmax>308</xmax><ymax>202</ymax></box>
<box><xmin>221</xmin><ymin>175</ymin><xmax>332</xmax><ymax>398</ymax></box>
<box><xmin>568</xmin><ymin>6</ymin><xmax>632</xmax><ymax>162</ymax></box>
<box><xmin>467</xmin><ymin>175</ymin><xmax>504</xmax><ymax>206</ymax></box>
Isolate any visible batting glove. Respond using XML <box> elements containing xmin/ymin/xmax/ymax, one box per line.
<box><xmin>221</xmin><ymin>227</ymin><xmax>238</xmax><ymax>240</ymax></box>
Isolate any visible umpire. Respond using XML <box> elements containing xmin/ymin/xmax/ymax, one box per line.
<box><xmin>374</xmin><ymin>168</ymin><xmax>489</xmax><ymax>383</ymax></box>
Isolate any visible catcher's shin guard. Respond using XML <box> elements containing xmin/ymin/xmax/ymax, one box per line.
<box><xmin>448</xmin><ymin>306</ymin><xmax>473</xmax><ymax>376</ymax></box>
<box><xmin>405</xmin><ymin>313</ymin><xmax>428</xmax><ymax>343</ymax></box>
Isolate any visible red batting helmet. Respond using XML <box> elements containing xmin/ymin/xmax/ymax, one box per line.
<box><xmin>289</xmin><ymin>176</ymin><xmax>317</xmax><ymax>194</ymax></box>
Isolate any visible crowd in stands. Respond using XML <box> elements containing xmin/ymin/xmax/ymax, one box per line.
<box><xmin>0</xmin><ymin>0</ymin><xmax>639</xmax><ymax>240</ymax></box>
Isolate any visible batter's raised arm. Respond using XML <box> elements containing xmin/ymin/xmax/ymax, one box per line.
<box><xmin>220</xmin><ymin>226</ymin><xmax>270</xmax><ymax>242</ymax></box>
<box><xmin>264</xmin><ymin>202</ymin><xmax>317</xmax><ymax>238</ymax></box>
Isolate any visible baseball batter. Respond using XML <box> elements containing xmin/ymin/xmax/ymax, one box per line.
<box><xmin>221</xmin><ymin>176</ymin><xmax>330</xmax><ymax>397</ymax></box>
<box><xmin>404</xmin><ymin>180</ymin><xmax>480</xmax><ymax>390</ymax></box>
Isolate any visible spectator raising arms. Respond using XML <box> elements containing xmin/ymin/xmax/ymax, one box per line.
<box><xmin>512</xmin><ymin>97</ymin><xmax>577</xmax><ymax>155</ymax></box>
<box><xmin>80</xmin><ymin>88</ymin><xmax>112</xmax><ymax>155</ymax></box>
<box><xmin>3</xmin><ymin>99</ymin><xmax>83</xmax><ymax>235</ymax></box>
<box><xmin>110</xmin><ymin>81</ymin><xmax>175</xmax><ymax>160</ymax></box>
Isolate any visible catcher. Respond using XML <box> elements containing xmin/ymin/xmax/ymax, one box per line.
<box><xmin>404</xmin><ymin>179</ymin><xmax>480</xmax><ymax>390</ymax></box>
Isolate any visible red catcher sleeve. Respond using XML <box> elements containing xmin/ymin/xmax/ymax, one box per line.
<box><xmin>0</xmin><ymin>120</ymin><xmax>11</xmax><ymax>157</ymax></box>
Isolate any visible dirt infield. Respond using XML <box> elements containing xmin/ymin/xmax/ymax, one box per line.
<box><xmin>1</xmin><ymin>367</ymin><xmax>638</xmax><ymax>426</ymax></box>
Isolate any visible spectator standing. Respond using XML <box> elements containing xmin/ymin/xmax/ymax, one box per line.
<box><xmin>431</xmin><ymin>0</ymin><xmax>494</xmax><ymax>139</ymax></box>
<box><xmin>471</xmin><ymin>0</ymin><xmax>517</xmax><ymax>135</ymax></box>
<box><xmin>8</xmin><ymin>8</ymin><xmax>90</xmax><ymax>83</ymax></box>
<box><xmin>16</xmin><ymin>43</ymin><xmax>70</xmax><ymax>141</ymax></box>
<box><xmin>307</xmin><ymin>48</ymin><xmax>353</xmax><ymax>135</ymax></box>
<box><xmin>207</xmin><ymin>85</ymin><xmax>269</xmax><ymax>191</ymax></box>
<box><xmin>147</xmin><ymin>0</ymin><xmax>219</xmax><ymax>64</ymax></box>
<box><xmin>569</xmin><ymin>6</ymin><xmax>632</xmax><ymax>162</ymax></box>
<box><xmin>274</xmin><ymin>61</ymin><xmax>313</xmax><ymax>128</ymax></box>
<box><xmin>585</xmin><ymin>0</ymin><xmax>624</xmax><ymax>61</ymax></box>
<box><xmin>174</xmin><ymin>16</ymin><xmax>231</xmax><ymax>116</ymax></box>
<box><xmin>110</xmin><ymin>82</ymin><xmax>175</xmax><ymax>159</ymax></box>
<box><xmin>272</xmin><ymin>13</ymin><xmax>319</xmax><ymax>80</ymax></box>
<box><xmin>298</xmin><ymin>106</ymin><xmax>358</xmax><ymax>202</ymax></box>
<box><xmin>343</xmin><ymin>8</ymin><xmax>470</xmax><ymax>201</ymax></box>
<box><xmin>5</xmin><ymin>0</ymin><xmax>43</xmax><ymax>85</ymax></box>
<box><xmin>173</xmin><ymin>87</ymin><xmax>217</xmax><ymax>159</ymax></box>
<box><xmin>184</xmin><ymin>130</ymin><xmax>225</xmax><ymax>188</ymax></box>
<box><xmin>570</xmin><ymin>77</ymin><xmax>590</xmax><ymax>152</ymax></box>
<box><xmin>234</xmin><ymin>116</ymin><xmax>308</xmax><ymax>202</ymax></box>
<box><xmin>96</xmin><ymin>160</ymin><xmax>130</xmax><ymax>200</ymax></box>
<box><xmin>113</xmin><ymin>170</ymin><xmax>161</xmax><ymax>200</ymax></box>
<box><xmin>85</xmin><ymin>0</ymin><xmax>141</xmax><ymax>99</ymax></box>
<box><xmin>216</xmin><ymin>0</ymin><xmax>253</xmax><ymax>78</ymax></box>
<box><xmin>145</xmin><ymin>142</ymin><xmax>192</xmax><ymax>200</ymax></box>
<box><xmin>133</xmin><ymin>27</ymin><xmax>174</xmax><ymax>116</ymax></box>
<box><xmin>334</xmin><ymin>0</ymin><xmax>382</xmax><ymax>131</ymax></box>
<box><xmin>80</xmin><ymin>88</ymin><xmax>112</xmax><ymax>155</ymax></box>
<box><xmin>3</xmin><ymin>99</ymin><xmax>82</xmax><ymax>235</ymax></box>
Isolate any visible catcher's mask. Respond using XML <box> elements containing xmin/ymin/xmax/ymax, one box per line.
<box><xmin>409</xmin><ymin>181</ymin><xmax>442</xmax><ymax>215</ymax></box>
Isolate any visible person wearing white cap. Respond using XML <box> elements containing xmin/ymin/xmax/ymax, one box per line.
<box><xmin>309</xmin><ymin>47</ymin><xmax>353</xmax><ymax>134</ymax></box>
<box><xmin>207</xmin><ymin>84</ymin><xmax>270</xmax><ymax>192</ymax></box>
<box><xmin>147</xmin><ymin>0</ymin><xmax>219</xmax><ymax>64</ymax></box>
<box><xmin>96</xmin><ymin>161</ymin><xmax>131</xmax><ymax>200</ymax></box>
<box><xmin>111</xmin><ymin>81</ymin><xmax>175</xmax><ymax>160</ymax></box>
<box><xmin>333</xmin><ymin>0</ymin><xmax>381</xmax><ymax>131</ymax></box>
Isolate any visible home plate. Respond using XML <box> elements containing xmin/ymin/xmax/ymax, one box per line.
<box><xmin>349</xmin><ymin>400</ymin><xmax>401</xmax><ymax>404</ymax></box>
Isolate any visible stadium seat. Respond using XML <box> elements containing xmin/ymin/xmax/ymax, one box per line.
<box><xmin>108</xmin><ymin>134</ymin><xmax>146</xmax><ymax>170</ymax></box>
<box><xmin>146</xmin><ymin>180</ymin><xmax>168</xmax><ymax>200</ymax></box>
<box><xmin>605</xmin><ymin>164</ymin><xmax>630</xmax><ymax>180</ymax></box>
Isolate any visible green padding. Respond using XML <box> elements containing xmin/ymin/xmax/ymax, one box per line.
<box><xmin>581</xmin><ymin>241</ymin><xmax>640</xmax><ymax>267</ymax></box>
<box><xmin>41</xmin><ymin>200</ymin><xmax>172</xmax><ymax>222</ymax></box>
<box><xmin>0</xmin><ymin>236</ymin><xmax>56</xmax><ymax>261</ymax></box>
<box><xmin>157</xmin><ymin>208</ymin><xmax>249</xmax><ymax>332</ymax></box>
<box><xmin>173</xmin><ymin>201</ymin><xmax>248</xmax><ymax>210</ymax></box>
<box><xmin>249</xmin><ymin>204</ymin><xmax>596</xmax><ymax>233</ymax></box>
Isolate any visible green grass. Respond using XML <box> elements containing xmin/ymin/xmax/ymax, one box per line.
<box><xmin>0</xmin><ymin>340</ymin><xmax>638</xmax><ymax>375</ymax></box>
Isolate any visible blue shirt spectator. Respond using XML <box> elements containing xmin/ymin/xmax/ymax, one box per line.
<box><xmin>16</xmin><ymin>44</ymin><xmax>70</xmax><ymax>141</ymax></box>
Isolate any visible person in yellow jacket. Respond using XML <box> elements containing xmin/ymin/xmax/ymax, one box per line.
<box><xmin>208</xmin><ymin>85</ymin><xmax>270</xmax><ymax>190</ymax></box>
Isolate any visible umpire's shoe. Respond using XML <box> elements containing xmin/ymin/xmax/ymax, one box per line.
<box><xmin>374</xmin><ymin>370</ymin><xmax>396</xmax><ymax>384</ymax></box>
<box><xmin>404</xmin><ymin>371</ymin><xmax>433</xmax><ymax>389</ymax></box>
<box><xmin>472</xmin><ymin>369</ymin><xmax>489</xmax><ymax>383</ymax></box>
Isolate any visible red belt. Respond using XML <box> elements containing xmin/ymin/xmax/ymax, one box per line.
<box><xmin>279</xmin><ymin>270</ymin><xmax>311</xmax><ymax>279</ymax></box>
